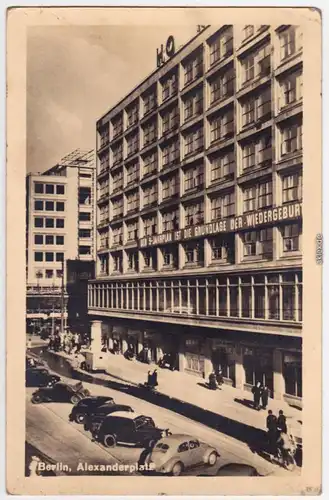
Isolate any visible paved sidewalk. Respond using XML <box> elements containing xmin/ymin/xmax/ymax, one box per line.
<box><xmin>47</xmin><ymin>347</ymin><xmax>302</xmax><ymax>443</ymax></box>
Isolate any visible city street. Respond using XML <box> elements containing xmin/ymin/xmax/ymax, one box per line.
<box><xmin>26</xmin><ymin>348</ymin><xmax>300</xmax><ymax>477</ymax></box>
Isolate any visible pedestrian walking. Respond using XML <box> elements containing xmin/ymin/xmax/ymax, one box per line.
<box><xmin>252</xmin><ymin>381</ymin><xmax>262</xmax><ymax>410</ymax></box>
<box><xmin>277</xmin><ymin>410</ymin><xmax>287</xmax><ymax>433</ymax></box>
<box><xmin>261</xmin><ymin>385</ymin><xmax>269</xmax><ymax>409</ymax></box>
<box><xmin>266</xmin><ymin>410</ymin><xmax>278</xmax><ymax>456</ymax></box>
<box><xmin>151</xmin><ymin>369</ymin><xmax>158</xmax><ymax>388</ymax></box>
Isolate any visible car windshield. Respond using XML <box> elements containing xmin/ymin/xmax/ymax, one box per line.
<box><xmin>154</xmin><ymin>443</ymin><xmax>169</xmax><ymax>453</ymax></box>
<box><xmin>135</xmin><ymin>416</ymin><xmax>155</xmax><ymax>429</ymax></box>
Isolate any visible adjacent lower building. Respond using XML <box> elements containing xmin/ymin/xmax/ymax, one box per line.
<box><xmin>88</xmin><ymin>24</ymin><xmax>303</xmax><ymax>407</ymax></box>
<box><xmin>26</xmin><ymin>149</ymin><xmax>96</xmax><ymax>332</ymax></box>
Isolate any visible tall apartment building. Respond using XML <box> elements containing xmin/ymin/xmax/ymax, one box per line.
<box><xmin>88</xmin><ymin>25</ymin><xmax>303</xmax><ymax>406</ymax></box>
<box><xmin>26</xmin><ymin>149</ymin><xmax>95</xmax><ymax>331</ymax></box>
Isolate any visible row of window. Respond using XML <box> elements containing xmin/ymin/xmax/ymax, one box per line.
<box><xmin>34</xmin><ymin>200</ymin><xmax>65</xmax><ymax>212</ymax></box>
<box><xmin>99</xmin><ymin>118</ymin><xmax>303</xmax><ymax>178</ymax></box>
<box><xmin>89</xmin><ymin>271</ymin><xmax>303</xmax><ymax>323</ymax></box>
<box><xmin>34</xmin><ymin>252</ymin><xmax>64</xmax><ymax>262</ymax></box>
<box><xmin>33</xmin><ymin>182</ymin><xmax>65</xmax><ymax>195</ymax></box>
<box><xmin>34</xmin><ymin>234</ymin><xmax>64</xmax><ymax>246</ymax></box>
<box><xmin>98</xmin><ymin>224</ymin><xmax>302</xmax><ymax>276</ymax></box>
<box><xmin>34</xmin><ymin>268</ymin><xmax>63</xmax><ymax>279</ymax></box>
<box><xmin>99</xmin><ymin>26</ymin><xmax>302</xmax><ymax>146</ymax></box>
<box><xmin>98</xmin><ymin>170</ymin><xmax>302</xmax><ymax>224</ymax></box>
<box><xmin>33</xmin><ymin>213</ymin><xmax>92</xmax><ymax>229</ymax></box>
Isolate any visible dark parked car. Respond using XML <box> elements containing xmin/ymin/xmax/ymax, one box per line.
<box><xmin>68</xmin><ymin>396</ymin><xmax>116</xmax><ymax>424</ymax></box>
<box><xmin>26</xmin><ymin>367</ymin><xmax>61</xmax><ymax>388</ymax></box>
<box><xmin>93</xmin><ymin>412</ymin><xmax>170</xmax><ymax>449</ymax></box>
<box><xmin>215</xmin><ymin>463</ymin><xmax>260</xmax><ymax>476</ymax></box>
<box><xmin>31</xmin><ymin>381</ymin><xmax>90</xmax><ymax>404</ymax></box>
<box><xmin>85</xmin><ymin>404</ymin><xmax>134</xmax><ymax>431</ymax></box>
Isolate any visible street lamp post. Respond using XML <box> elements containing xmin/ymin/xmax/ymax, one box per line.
<box><xmin>60</xmin><ymin>258</ymin><xmax>65</xmax><ymax>333</ymax></box>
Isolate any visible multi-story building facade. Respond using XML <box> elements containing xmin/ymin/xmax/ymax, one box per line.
<box><xmin>88</xmin><ymin>25</ymin><xmax>303</xmax><ymax>406</ymax></box>
<box><xmin>26</xmin><ymin>149</ymin><xmax>96</xmax><ymax>331</ymax></box>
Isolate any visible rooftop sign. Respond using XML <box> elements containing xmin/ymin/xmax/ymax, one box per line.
<box><xmin>139</xmin><ymin>202</ymin><xmax>302</xmax><ymax>248</ymax></box>
<box><xmin>156</xmin><ymin>36</ymin><xmax>175</xmax><ymax>68</ymax></box>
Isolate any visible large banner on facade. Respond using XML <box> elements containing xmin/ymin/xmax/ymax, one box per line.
<box><xmin>139</xmin><ymin>202</ymin><xmax>302</xmax><ymax>248</ymax></box>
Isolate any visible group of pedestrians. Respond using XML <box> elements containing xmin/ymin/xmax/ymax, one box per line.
<box><xmin>266</xmin><ymin>409</ymin><xmax>296</xmax><ymax>464</ymax></box>
<box><xmin>48</xmin><ymin>330</ymin><xmax>89</xmax><ymax>355</ymax></box>
<box><xmin>251</xmin><ymin>381</ymin><xmax>270</xmax><ymax>410</ymax></box>
<box><xmin>146</xmin><ymin>369</ymin><xmax>158</xmax><ymax>389</ymax></box>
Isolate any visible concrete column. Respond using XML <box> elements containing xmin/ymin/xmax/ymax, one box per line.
<box><xmin>91</xmin><ymin>320</ymin><xmax>103</xmax><ymax>352</ymax></box>
<box><xmin>156</xmin><ymin>346</ymin><xmax>163</xmax><ymax>362</ymax></box>
<box><xmin>178</xmin><ymin>351</ymin><xmax>185</xmax><ymax>372</ymax></box>
<box><xmin>157</xmin><ymin>248</ymin><xmax>164</xmax><ymax>271</ymax></box>
<box><xmin>137</xmin><ymin>331</ymin><xmax>143</xmax><ymax>354</ymax></box>
<box><xmin>203</xmin><ymin>338</ymin><xmax>213</xmax><ymax>379</ymax></box>
<box><xmin>204</xmin><ymin>238</ymin><xmax>212</xmax><ymax>267</ymax></box>
<box><xmin>122</xmin><ymin>338</ymin><xmax>128</xmax><ymax>353</ymax></box>
<box><xmin>234</xmin><ymin>344</ymin><xmax>245</xmax><ymax>390</ymax></box>
<box><xmin>178</xmin><ymin>243</ymin><xmax>185</xmax><ymax>269</ymax></box>
<box><xmin>273</xmin><ymin>348</ymin><xmax>285</xmax><ymax>401</ymax></box>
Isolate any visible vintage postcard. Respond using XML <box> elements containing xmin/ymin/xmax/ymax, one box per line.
<box><xmin>6</xmin><ymin>6</ymin><xmax>322</xmax><ymax>496</ymax></box>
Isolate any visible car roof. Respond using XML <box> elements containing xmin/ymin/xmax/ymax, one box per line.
<box><xmin>105</xmin><ymin>412</ymin><xmax>144</xmax><ymax>420</ymax></box>
<box><xmin>157</xmin><ymin>434</ymin><xmax>198</xmax><ymax>444</ymax></box>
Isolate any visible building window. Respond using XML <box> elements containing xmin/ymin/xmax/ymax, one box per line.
<box><xmin>162</xmin><ymin>174</ymin><xmax>179</xmax><ymax>200</ymax></box>
<box><xmin>34</xmin><ymin>252</ymin><xmax>43</xmax><ymax>262</ymax></box>
<box><xmin>99</xmin><ymin>255</ymin><xmax>109</xmax><ymax>275</ymax></box>
<box><xmin>162</xmin><ymin>210</ymin><xmax>179</xmax><ymax>232</ymax></box>
<box><xmin>34</xmin><ymin>235</ymin><xmax>43</xmax><ymax>244</ymax></box>
<box><xmin>45</xmin><ymin>201</ymin><xmax>54</xmax><ymax>211</ymax></box>
<box><xmin>281</xmin><ymin>123</ymin><xmax>303</xmax><ymax>156</ymax></box>
<box><xmin>56</xmin><ymin>235</ymin><xmax>64</xmax><ymax>245</ymax></box>
<box><xmin>210</xmin><ymin>236</ymin><xmax>229</xmax><ymax>261</ymax></box>
<box><xmin>34</xmin><ymin>200</ymin><xmax>43</xmax><ymax>211</ymax></box>
<box><xmin>210</xmin><ymin>67</ymin><xmax>235</xmax><ymax>104</ymax></box>
<box><xmin>126</xmin><ymin>162</ymin><xmax>139</xmax><ymax>185</ymax></box>
<box><xmin>210</xmin><ymin>152</ymin><xmax>235</xmax><ymax>182</ymax></box>
<box><xmin>34</xmin><ymin>182</ymin><xmax>44</xmax><ymax>194</ymax></box>
<box><xmin>185</xmin><ymin>202</ymin><xmax>204</xmax><ymax>227</ymax></box>
<box><xmin>112</xmin><ymin>114</ymin><xmax>123</xmax><ymax>138</ymax></box>
<box><xmin>162</xmin><ymin>71</ymin><xmax>178</xmax><ymax>101</ymax></box>
<box><xmin>45</xmin><ymin>270</ymin><xmax>54</xmax><ymax>279</ymax></box>
<box><xmin>209</xmin><ymin>29</ymin><xmax>233</xmax><ymax>65</ymax></box>
<box><xmin>45</xmin><ymin>235</ymin><xmax>54</xmax><ymax>245</ymax></box>
<box><xmin>279</xmin><ymin>73</ymin><xmax>303</xmax><ymax>109</ymax></box>
<box><xmin>99</xmin><ymin>123</ymin><xmax>109</xmax><ymax>147</ymax></box>
<box><xmin>143</xmin><ymin>150</ymin><xmax>158</xmax><ymax>176</ymax></box>
<box><xmin>242</xmin><ymin>135</ymin><xmax>272</xmax><ymax>170</ymax></box>
<box><xmin>283</xmin><ymin>353</ymin><xmax>302</xmax><ymax>397</ymax></box>
<box><xmin>112</xmin><ymin>145</ymin><xmax>122</xmax><ymax>165</ymax></box>
<box><xmin>126</xmin><ymin>132</ymin><xmax>139</xmax><ymax>157</ymax></box>
<box><xmin>242</xmin><ymin>143</ymin><xmax>256</xmax><ymax>169</ymax></box>
<box><xmin>280</xmin><ymin>27</ymin><xmax>302</xmax><ymax>61</ymax></box>
<box><xmin>79</xmin><ymin>212</ymin><xmax>91</xmax><ymax>221</ymax></box>
<box><xmin>126</xmin><ymin>190</ymin><xmax>139</xmax><ymax>212</ymax></box>
<box><xmin>34</xmin><ymin>218</ymin><xmax>43</xmax><ymax>228</ymax></box>
<box><xmin>45</xmin><ymin>184</ymin><xmax>54</xmax><ymax>194</ymax></box>
<box><xmin>56</xmin><ymin>202</ymin><xmax>65</xmax><ymax>212</ymax></box>
<box><xmin>282</xmin><ymin>173</ymin><xmax>302</xmax><ymax>203</ymax></box>
<box><xmin>143</xmin><ymin>120</ymin><xmax>157</xmax><ymax>146</ymax></box>
<box><xmin>254</xmin><ymin>275</ymin><xmax>265</xmax><ymax>318</ymax></box>
<box><xmin>143</xmin><ymin>216</ymin><xmax>157</xmax><ymax>237</ymax></box>
<box><xmin>143</xmin><ymin>88</ymin><xmax>157</xmax><ymax>115</ymax></box>
<box><xmin>79</xmin><ymin>188</ymin><xmax>91</xmax><ymax>205</ymax></box>
<box><xmin>112</xmin><ymin>226</ymin><xmax>123</xmax><ymax>245</ymax></box>
<box><xmin>45</xmin><ymin>218</ymin><xmax>54</xmax><ymax>228</ymax></box>
<box><xmin>56</xmin><ymin>219</ymin><xmax>65</xmax><ymax>228</ymax></box>
<box><xmin>143</xmin><ymin>249</ymin><xmax>157</xmax><ymax>269</ymax></box>
<box><xmin>184</xmin><ymin>51</ymin><xmax>203</xmax><ymax>86</ymax></box>
<box><xmin>243</xmin><ymin>229</ymin><xmax>273</xmax><ymax>259</ymax></box>
<box><xmin>243</xmin><ymin>181</ymin><xmax>272</xmax><ymax>212</ymax></box>
<box><xmin>143</xmin><ymin>183</ymin><xmax>158</xmax><ymax>207</ymax></box>
<box><xmin>162</xmin><ymin>106</ymin><xmax>179</xmax><ymax>135</ymax></box>
<box><xmin>56</xmin><ymin>252</ymin><xmax>64</xmax><ymax>262</ymax></box>
<box><xmin>126</xmin><ymin>101</ymin><xmax>139</xmax><ymax>128</ymax></box>
<box><xmin>79</xmin><ymin>229</ymin><xmax>91</xmax><ymax>238</ymax></box>
<box><xmin>281</xmin><ymin>223</ymin><xmax>301</xmax><ymax>252</ymax></box>
<box><xmin>79</xmin><ymin>246</ymin><xmax>91</xmax><ymax>255</ymax></box>
<box><xmin>243</xmin><ymin>54</ymin><xmax>255</xmax><ymax>82</ymax></box>
<box><xmin>112</xmin><ymin>170</ymin><xmax>123</xmax><ymax>192</ymax></box>
<box><xmin>242</xmin><ymin>45</ymin><xmax>271</xmax><ymax>84</ymax></box>
<box><xmin>162</xmin><ymin>140</ymin><xmax>180</xmax><ymax>168</ymax></box>
<box><xmin>210</xmin><ymin>110</ymin><xmax>234</xmax><ymax>143</ymax></box>
<box><xmin>162</xmin><ymin>245</ymin><xmax>178</xmax><ymax>267</ymax></box>
<box><xmin>99</xmin><ymin>231</ymin><xmax>109</xmax><ymax>249</ymax></box>
<box><xmin>211</xmin><ymin>192</ymin><xmax>235</xmax><ymax>220</ymax></box>
<box><xmin>127</xmin><ymin>222</ymin><xmax>138</xmax><ymax>241</ymax></box>
<box><xmin>184</xmin><ymin>165</ymin><xmax>204</xmax><ymax>192</ymax></box>
<box><xmin>112</xmin><ymin>198</ymin><xmax>123</xmax><ymax>218</ymax></box>
<box><xmin>127</xmin><ymin>251</ymin><xmax>138</xmax><ymax>272</ymax></box>
<box><xmin>184</xmin><ymin>127</ymin><xmax>204</xmax><ymax>156</ymax></box>
<box><xmin>113</xmin><ymin>253</ymin><xmax>123</xmax><ymax>272</ymax></box>
<box><xmin>282</xmin><ymin>273</ymin><xmax>296</xmax><ymax>320</ymax></box>
<box><xmin>243</xmin><ymin>25</ymin><xmax>254</xmax><ymax>40</ymax></box>
<box><xmin>183</xmin><ymin>89</ymin><xmax>203</xmax><ymax>122</ymax></box>
<box><xmin>45</xmin><ymin>252</ymin><xmax>54</xmax><ymax>262</ymax></box>
<box><xmin>56</xmin><ymin>185</ymin><xmax>65</xmax><ymax>195</ymax></box>
<box><xmin>184</xmin><ymin>242</ymin><xmax>203</xmax><ymax>265</ymax></box>
<box><xmin>242</xmin><ymin>87</ymin><xmax>271</xmax><ymax>126</ymax></box>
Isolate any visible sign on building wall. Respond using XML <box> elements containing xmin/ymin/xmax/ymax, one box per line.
<box><xmin>139</xmin><ymin>202</ymin><xmax>302</xmax><ymax>248</ymax></box>
<box><xmin>156</xmin><ymin>36</ymin><xmax>175</xmax><ymax>67</ymax></box>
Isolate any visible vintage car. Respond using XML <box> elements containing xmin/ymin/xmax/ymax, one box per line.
<box><xmin>145</xmin><ymin>434</ymin><xmax>219</xmax><ymax>476</ymax></box>
<box><xmin>215</xmin><ymin>463</ymin><xmax>260</xmax><ymax>476</ymax></box>
<box><xmin>26</xmin><ymin>367</ymin><xmax>61</xmax><ymax>388</ymax></box>
<box><xmin>31</xmin><ymin>381</ymin><xmax>90</xmax><ymax>404</ymax></box>
<box><xmin>93</xmin><ymin>412</ymin><xmax>170</xmax><ymax>449</ymax></box>
<box><xmin>68</xmin><ymin>396</ymin><xmax>116</xmax><ymax>424</ymax></box>
<box><xmin>84</xmin><ymin>404</ymin><xmax>134</xmax><ymax>431</ymax></box>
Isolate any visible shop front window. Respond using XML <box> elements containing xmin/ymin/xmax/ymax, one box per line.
<box><xmin>283</xmin><ymin>353</ymin><xmax>302</xmax><ymax>397</ymax></box>
<box><xmin>244</xmin><ymin>349</ymin><xmax>273</xmax><ymax>394</ymax></box>
<box><xmin>241</xmin><ymin>276</ymin><xmax>251</xmax><ymax>318</ymax></box>
<box><xmin>282</xmin><ymin>274</ymin><xmax>296</xmax><ymax>320</ymax></box>
<box><xmin>229</xmin><ymin>277</ymin><xmax>239</xmax><ymax>317</ymax></box>
<box><xmin>254</xmin><ymin>275</ymin><xmax>265</xmax><ymax>319</ymax></box>
<box><xmin>267</xmin><ymin>275</ymin><xmax>280</xmax><ymax>320</ymax></box>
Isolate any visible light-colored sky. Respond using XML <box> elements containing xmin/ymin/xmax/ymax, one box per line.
<box><xmin>26</xmin><ymin>24</ymin><xmax>198</xmax><ymax>173</ymax></box>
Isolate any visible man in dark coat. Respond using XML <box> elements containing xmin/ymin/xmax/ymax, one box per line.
<box><xmin>151</xmin><ymin>369</ymin><xmax>158</xmax><ymax>388</ymax></box>
<box><xmin>261</xmin><ymin>385</ymin><xmax>269</xmax><ymax>409</ymax></box>
<box><xmin>277</xmin><ymin>410</ymin><xmax>287</xmax><ymax>433</ymax></box>
<box><xmin>252</xmin><ymin>382</ymin><xmax>262</xmax><ymax>410</ymax></box>
<box><xmin>266</xmin><ymin>410</ymin><xmax>278</xmax><ymax>455</ymax></box>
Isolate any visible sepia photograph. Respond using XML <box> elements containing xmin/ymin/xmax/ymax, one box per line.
<box><xmin>6</xmin><ymin>6</ymin><xmax>322</xmax><ymax>496</ymax></box>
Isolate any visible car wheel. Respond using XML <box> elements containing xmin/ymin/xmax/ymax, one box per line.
<box><xmin>71</xmin><ymin>395</ymin><xmax>80</xmax><ymax>405</ymax></box>
<box><xmin>75</xmin><ymin>413</ymin><xmax>85</xmax><ymax>424</ymax></box>
<box><xmin>171</xmin><ymin>462</ymin><xmax>183</xmax><ymax>476</ymax></box>
<box><xmin>31</xmin><ymin>394</ymin><xmax>43</xmax><ymax>404</ymax></box>
<box><xmin>103</xmin><ymin>434</ymin><xmax>116</xmax><ymax>448</ymax></box>
<box><xmin>207</xmin><ymin>451</ymin><xmax>218</xmax><ymax>466</ymax></box>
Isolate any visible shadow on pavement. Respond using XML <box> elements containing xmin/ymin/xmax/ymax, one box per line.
<box><xmin>234</xmin><ymin>397</ymin><xmax>257</xmax><ymax>410</ymax></box>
